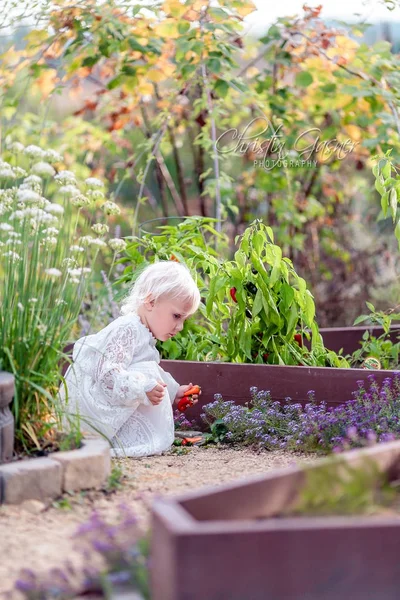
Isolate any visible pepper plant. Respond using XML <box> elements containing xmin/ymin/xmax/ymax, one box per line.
<box><xmin>115</xmin><ymin>217</ymin><xmax>346</xmax><ymax>366</ymax></box>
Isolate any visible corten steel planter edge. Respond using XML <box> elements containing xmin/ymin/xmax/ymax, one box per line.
<box><xmin>151</xmin><ymin>439</ymin><xmax>400</xmax><ymax>600</ymax></box>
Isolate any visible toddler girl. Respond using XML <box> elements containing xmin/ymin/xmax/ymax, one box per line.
<box><xmin>59</xmin><ymin>261</ymin><xmax>201</xmax><ymax>457</ymax></box>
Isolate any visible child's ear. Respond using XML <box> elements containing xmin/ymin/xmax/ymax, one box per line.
<box><xmin>144</xmin><ymin>295</ymin><xmax>155</xmax><ymax>310</ymax></box>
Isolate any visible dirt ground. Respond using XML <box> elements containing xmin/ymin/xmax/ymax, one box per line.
<box><xmin>0</xmin><ymin>445</ymin><xmax>315</xmax><ymax>599</ymax></box>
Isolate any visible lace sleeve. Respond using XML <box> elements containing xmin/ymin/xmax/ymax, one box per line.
<box><xmin>95</xmin><ymin>324</ymin><xmax>155</xmax><ymax>407</ymax></box>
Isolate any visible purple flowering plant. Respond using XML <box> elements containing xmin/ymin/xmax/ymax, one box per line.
<box><xmin>201</xmin><ymin>373</ymin><xmax>400</xmax><ymax>454</ymax></box>
<box><xmin>11</xmin><ymin>503</ymin><xmax>150</xmax><ymax>600</ymax></box>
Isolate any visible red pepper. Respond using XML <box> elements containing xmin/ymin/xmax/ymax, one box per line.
<box><xmin>177</xmin><ymin>397</ymin><xmax>193</xmax><ymax>412</ymax></box>
<box><xmin>170</xmin><ymin>254</ymin><xmax>180</xmax><ymax>263</ymax></box>
<box><xmin>294</xmin><ymin>333</ymin><xmax>303</xmax><ymax>347</ymax></box>
<box><xmin>230</xmin><ymin>287</ymin><xmax>237</xmax><ymax>303</ymax></box>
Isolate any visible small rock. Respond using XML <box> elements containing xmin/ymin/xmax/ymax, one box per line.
<box><xmin>175</xmin><ymin>431</ymin><xmax>203</xmax><ymax>439</ymax></box>
<box><xmin>20</xmin><ymin>499</ymin><xmax>46</xmax><ymax>514</ymax></box>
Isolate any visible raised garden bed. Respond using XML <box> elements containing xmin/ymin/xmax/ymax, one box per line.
<box><xmin>161</xmin><ymin>359</ymin><xmax>399</xmax><ymax>427</ymax></box>
<box><xmin>319</xmin><ymin>325</ymin><xmax>400</xmax><ymax>355</ymax></box>
<box><xmin>151</xmin><ymin>439</ymin><xmax>400</xmax><ymax>600</ymax></box>
<box><xmin>0</xmin><ymin>371</ymin><xmax>15</xmax><ymax>464</ymax></box>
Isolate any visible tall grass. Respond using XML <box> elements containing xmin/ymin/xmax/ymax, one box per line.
<box><xmin>0</xmin><ymin>142</ymin><xmax>126</xmax><ymax>454</ymax></box>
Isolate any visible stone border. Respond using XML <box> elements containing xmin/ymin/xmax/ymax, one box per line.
<box><xmin>0</xmin><ymin>436</ymin><xmax>111</xmax><ymax>505</ymax></box>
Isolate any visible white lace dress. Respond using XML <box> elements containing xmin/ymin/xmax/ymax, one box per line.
<box><xmin>58</xmin><ymin>313</ymin><xmax>180</xmax><ymax>458</ymax></box>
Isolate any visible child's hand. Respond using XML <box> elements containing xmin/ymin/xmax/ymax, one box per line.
<box><xmin>146</xmin><ymin>382</ymin><xmax>167</xmax><ymax>405</ymax></box>
<box><xmin>175</xmin><ymin>383</ymin><xmax>201</xmax><ymax>406</ymax></box>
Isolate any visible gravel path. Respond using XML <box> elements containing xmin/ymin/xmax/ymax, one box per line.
<box><xmin>0</xmin><ymin>445</ymin><xmax>315</xmax><ymax>598</ymax></box>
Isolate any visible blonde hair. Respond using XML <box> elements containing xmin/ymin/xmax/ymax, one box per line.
<box><xmin>120</xmin><ymin>260</ymin><xmax>201</xmax><ymax>316</ymax></box>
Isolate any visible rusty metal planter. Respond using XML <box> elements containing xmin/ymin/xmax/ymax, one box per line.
<box><xmin>151</xmin><ymin>440</ymin><xmax>400</xmax><ymax>600</ymax></box>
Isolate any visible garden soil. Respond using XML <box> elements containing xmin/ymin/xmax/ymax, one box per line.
<box><xmin>0</xmin><ymin>446</ymin><xmax>314</xmax><ymax>599</ymax></box>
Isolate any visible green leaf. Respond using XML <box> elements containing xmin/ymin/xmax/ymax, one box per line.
<box><xmin>178</xmin><ymin>21</ymin><xmax>190</xmax><ymax>34</ymax></box>
<box><xmin>366</xmin><ymin>302</ymin><xmax>375</xmax><ymax>313</ymax></box>
<box><xmin>280</xmin><ymin>283</ymin><xmax>295</xmax><ymax>309</ymax></box>
<box><xmin>252</xmin><ymin>289</ymin><xmax>263</xmax><ymax>317</ymax></box>
<box><xmin>214</xmin><ymin>78</ymin><xmax>229</xmax><ymax>98</ymax></box>
<box><xmin>287</xmin><ymin>303</ymin><xmax>298</xmax><ymax>333</ymax></box>
<box><xmin>389</xmin><ymin>188</ymin><xmax>397</xmax><ymax>222</ymax></box>
<box><xmin>304</xmin><ymin>292</ymin><xmax>316</xmax><ymax>326</ymax></box>
<box><xmin>382</xmin><ymin>161</ymin><xmax>391</xmax><ymax>179</ymax></box>
<box><xmin>107</xmin><ymin>75</ymin><xmax>123</xmax><ymax>90</ymax></box>
<box><xmin>375</xmin><ymin>176</ymin><xmax>385</xmax><ymax>196</ymax></box>
<box><xmin>207</xmin><ymin>58</ymin><xmax>221</xmax><ymax>73</ymax></box>
<box><xmin>295</xmin><ymin>71</ymin><xmax>313</xmax><ymax>88</ymax></box>
<box><xmin>353</xmin><ymin>314</ymin><xmax>369</xmax><ymax>325</ymax></box>
<box><xmin>381</xmin><ymin>190</ymin><xmax>389</xmax><ymax>217</ymax></box>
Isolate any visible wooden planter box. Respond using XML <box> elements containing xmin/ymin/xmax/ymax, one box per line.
<box><xmin>0</xmin><ymin>372</ymin><xmax>15</xmax><ymax>464</ymax></box>
<box><xmin>161</xmin><ymin>359</ymin><xmax>399</xmax><ymax>428</ymax></box>
<box><xmin>151</xmin><ymin>439</ymin><xmax>400</xmax><ymax>600</ymax></box>
<box><xmin>319</xmin><ymin>325</ymin><xmax>400</xmax><ymax>355</ymax></box>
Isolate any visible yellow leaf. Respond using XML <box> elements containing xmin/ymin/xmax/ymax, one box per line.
<box><xmin>137</xmin><ymin>82</ymin><xmax>154</xmax><ymax>95</ymax></box>
<box><xmin>154</xmin><ymin>19</ymin><xmax>180</xmax><ymax>38</ymax></box>
<box><xmin>147</xmin><ymin>68</ymin><xmax>166</xmax><ymax>82</ymax></box>
<box><xmin>35</xmin><ymin>69</ymin><xmax>58</xmax><ymax>98</ymax></box>
<box><xmin>344</xmin><ymin>124</ymin><xmax>362</xmax><ymax>142</ymax></box>
<box><xmin>235</xmin><ymin>1</ymin><xmax>256</xmax><ymax>17</ymax></box>
<box><xmin>162</xmin><ymin>0</ymin><xmax>187</xmax><ymax>18</ymax></box>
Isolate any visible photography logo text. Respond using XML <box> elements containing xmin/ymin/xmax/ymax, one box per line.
<box><xmin>216</xmin><ymin>117</ymin><xmax>358</xmax><ymax>171</ymax></box>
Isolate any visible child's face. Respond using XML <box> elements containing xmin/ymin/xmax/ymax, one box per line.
<box><xmin>143</xmin><ymin>296</ymin><xmax>191</xmax><ymax>341</ymax></box>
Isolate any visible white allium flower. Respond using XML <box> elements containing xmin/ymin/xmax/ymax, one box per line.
<box><xmin>44</xmin><ymin>267</ymin><xmax>62</xmax><ymax>278</ymax></box>
<box><xmin>29</xmin><ymin>297</ymin><xmax>38</xmax><ymax>303</ymax></box>
<box><xmin>58</xmin><ymin>185</ymin><xmax>80</xmax><ymax>197</ymax></box>
<box><xmin>45</xmin><ymin>203</ymin><xmax>64</xmax><ymax>215</ymax></box>
<box><xmin>22</xmin><ymin>175</ymin><xmax>42</xmax><ymax>192</ymax></box>
<box><xmin>62</xmin><ymin>257</ymin><xmax>77</xmax><ymax>268</ymax></box>
<box><xmin>2</xmin><ymin>251</ymin><xmax>21</xmax><ymax>261</ymax></box>
<box><xmin>13</xmin><ymin>166</ymin><xmax>27</xmax><ymax>178</ymax></box>
<box><xmin>55</xmin><ymin>299</ymin><xmax>68</xmax><ymax>306</ymax></box>
<box><xmin>32</xmin><ymin>161</ymin><xmax>56</xmax><ymax>177</ymax></box>
<box><xmin>67</xmin><ymin>268</ymin><xmax>81</xmax><ymax>278</ymax></box>
<box><xmin>90</xmin><ymin>238</ymin><xmax>107</xmax><ymax>248</ymax></box>
<box><xmin>0</xmin><ymin>166</ymin><xmax>16</xmax><ymax>178</ymax></box>
<box><xmin>5</xmin><ymin>238</ymin><xmax>22</xmax><ymax>245</ymax></box>
<box><xmin>36</xmin><ymin>323</ymin><xmax>47</xmax><ymax>335</ymax></box>
<box><xmin>85</xmin><ymin>177</ymin><xmax>104</xmax><ymax>188</ymax></box>
<box><xmin>91</xmin><ymin>223</ymin><xmax>109</xmax><ymax>235</ymax></box>
<box><xmin>79</xmin><ymin>235</ymin><xmax>94</xmax><ymax>247</ymax></box>
<box><xmin>71</xmin><ymin>194</ymin><xmax>92</xmax><ymax>207</ymax></box>
<box><xmin>54</xmin><ymin>170</ymin><xmax>76</xmax><ymax>185</ymax></box>
<box><xmin>24</xmin><ymin>145</ymin><xmax>45</xmax><ymax>159</ymax></box>
<box><xmin>102</xmin><ymin>201</ymin><xmax>121</xmax><ymax>216</ymax></box>
<box><xmin>9</xmin><ymin>210</ymin><xmax>25</xmax><ymax>220</ymax></box>
<box><xmin>41</xmin><ymin>236</ymin><xmax>58</xmax><ymax>249</ymax></box>
<box><xmin>42</xmin><ymin>227</ymin><xmax>59</xmax><ymax>236</ymax></box>
<box><xmin>0</xmin><ymin>223</ymin><xmax>13</xmax><ymax>232</ymax></box>
<box><xmin>87</xmin><ymin>189</ymin><xmax>105</xmax><ymax>201</ymax></box>
<box><xmin>8</xmin><ymin>142</ymin><xmax>24</xmax><ymax>153</ymax></box>
<box><xmin>44</xmin><ymin>149</ymin><xmax>63</xmax><ymax>164</ymax></box>
<box><xmin>17</xmin><ymin>302</ymin><xmax>24</xmax><ymax>312</ymax></box>
<box><xmin>69</xmin><ymin>277</ymin><xmax>80</xmax><ymax>284</ymax></box>
<box><xmin>17</xmin><ymin>189</ymin><xmax>41</xmax><ymax>204</ymax></box>
<box><xmin>108</xmin><ymin>238</ymin><xmax>127</xmax><ymax>253</ymax></box>
<box><xmin>7</xmin><ymin>231</ymin><xmax>21</xmax><ymax>238</ymax></box>
<box><xmin>70</xmin><ymin>245</ymin><xmax>85</xmax><ymax>253</ymax></box>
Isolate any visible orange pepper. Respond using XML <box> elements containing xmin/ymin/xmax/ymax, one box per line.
<box><xmin>183</xmin><ymin>385</ymin><xmax>201</xmax><ymax>397</ymax></box>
